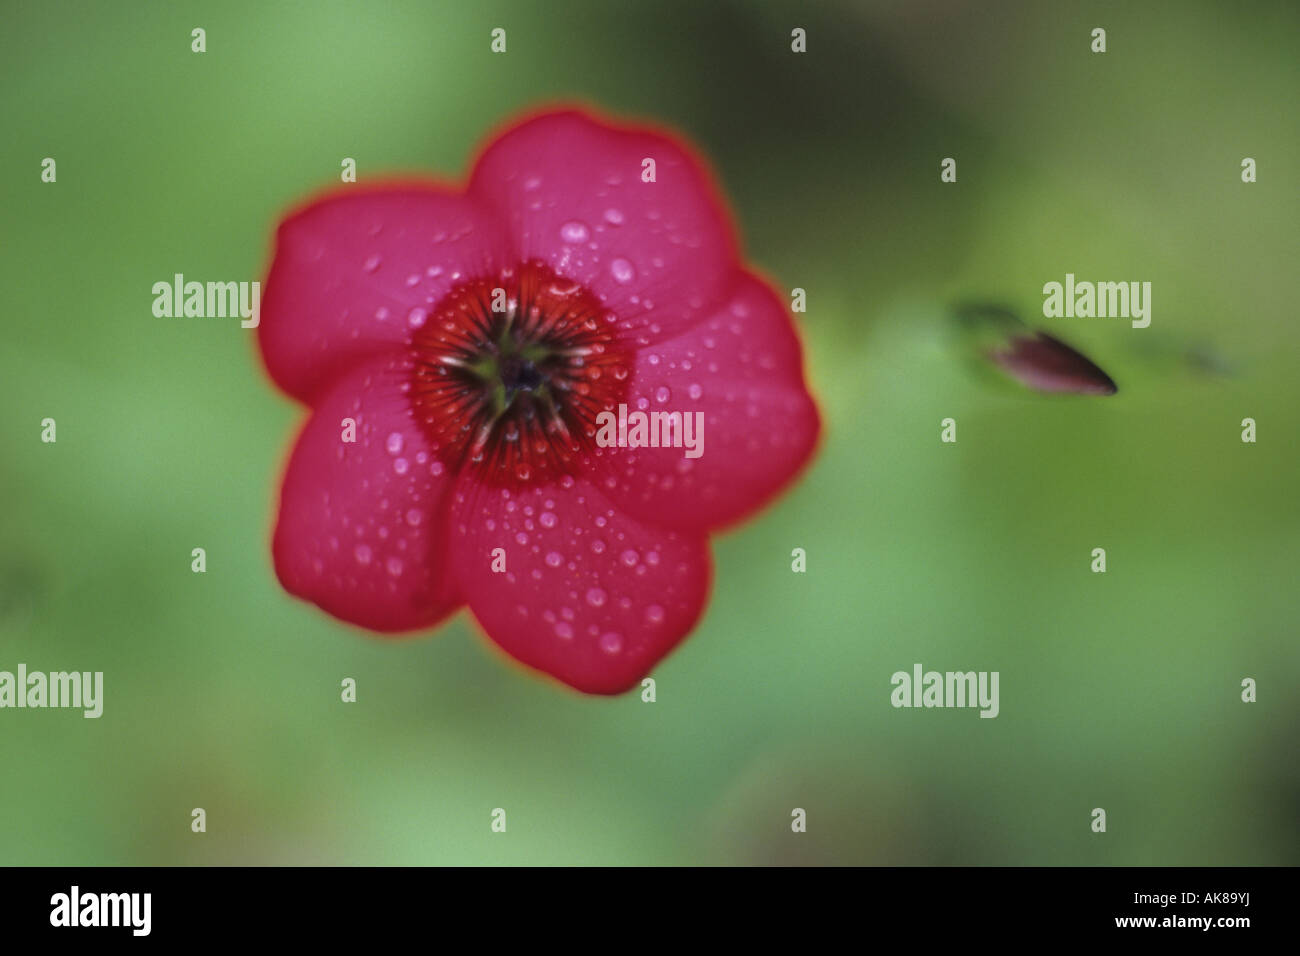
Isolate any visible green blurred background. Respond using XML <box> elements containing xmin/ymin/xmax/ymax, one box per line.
<box><xmin>2</xmin><ymin>0</ymin><xmax>1296</xmax><ymax>865</ymax></box>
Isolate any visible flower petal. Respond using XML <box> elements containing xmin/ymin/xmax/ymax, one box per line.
<box><xmin>468</xmin><ymin>109</ymin><xmax>739</xmax><ymax>343</ymax></box>
<box><xmin>447</xmin><ymin>475</ymin><xmax>711</xmax><ymax>694</ymax></box>
<box><xmin>272</xmin><ymin>354</ymin><xmax>461</xmax><ymax>632</ymax></box>
<box><xmin>586</xmin><ymin>272</ymin><xmax>820</xmax><ymax>532</ymax></box>
<box><xmin>259</xmin><ymin>184</ymin><xmax>512</xmax><ymax>403</ymax></box>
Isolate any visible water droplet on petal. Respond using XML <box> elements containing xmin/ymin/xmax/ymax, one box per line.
<box><xmin>560</xmin><ymin>220</ymin><xmax>590</xmax><ymax>244</ymax></box>
<box><xmin>645</xmin><ymin>604</ymin><xmax>665</xmax><ymax>624</ymax></box>
<box><xmin>363</xmin><ymin>255</ymin><xmax>382</xmax><ymax>273</ymax></box>
<box><xmin>610</xmin><ymin>258</ymin><xmax>636</xmax><ymax>284</ymax></box>
<box><xmin>599</xmin><ymin>632</ymin><xmax>623</xmax><ymax>654</ymax></box>
<box><xmin>545</xmin><ymin>551</ymin><xmax>563</xmax><ymax>567</ymax></box>
<box><xmin>603</xmin><ymin>208</ymin><xmax>624</xmax><ymax>226</ymax></box>
<box><xmin>539</xmin><ymin>511</ymin><xmax>557</xmax><ymax>529</ymax></box>
<box><xmin>354</xmin><ymin>544</ymin><xmax>372</xmax><ymax>565</ymax></box>
<box><xmin>654</xmin><ymin>386</ymin><xmax>671</xmax><ymax>404</ymax></box>
<box><xmin>386</xmin><ymin>432</ymin><xmax>404</xmax><ymax>455</ymax></box>
<box><xmin>386</xmin><ymin>557</ymin><xmax>403</xmax><ymax>576</ymax></box>
<box><xmin>585</xmin><ymin>587</ymin><xmax>607</xmax><ymax>607</ymax></box>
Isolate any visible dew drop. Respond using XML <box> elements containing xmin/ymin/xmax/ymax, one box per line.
<box><xmin>393</xmin><ymin>457</ymin><xmax>409</xmax><ymax>475</ymax></box>
<box><xmin>645</xmin><ymin>604</ymin><xmax>665</xmax><ymax>624</ymax></box>
<box><xmin>560</xmin><ymin>220</ymin><xmax>590</xmax><ymax>244</ymax></box>
<box><xmin>363</xmin><ymin>254</ymin><xmax>382</xmax><ymax>273</ymax></box>
<box><xmin>545</xmin><ymin>551</ymin><xmax>563</xmax><ymax>568</ymax></box>
<box><xmin>610</xmin><ymin>258</ymin><xmax>636</xmax><ymax>284</ymax></box>
<box><xmin>354</xmin><ymin>544</ymin><xmax>372</xmax><ymax>565</ymax></box>
<box><xmin>620</xmin><ymin>549</ymin><xmax>639</xmax><ymax>567</ymax></box>
<box><xmin>603</xmin><ymin>208</ymin><xmax>624</xmax><ymax>226</ymax></box>
<box><xmin>585</xmin><ymin>587</ymin><xmax>607</xmax><ymax>607</ymax></box>
<box><xmin>555</xmin><ymin>621</ymin><xmax>574</xmax><ymax>640</ymax></box>
<box><xmin>386</xmin><ymin>556</ymin><xmax>403</xmax><ymax>577</ymax></box>
<box><xmin>654</xmin><ymin>386</ymin><xmax>671</xmax><ymax>404</ymax></box>
<box><xmin>599</xmin><ymin>631</ymin><xmax>623</xmax><ymax>654</ymax></box>
<box><xmin>539</xmin><ymin>511</ymin><xmax>557</xmax><ymax>529</ymax></box>
<box><xmin>386</xmin><ymin>432</ymin><xmax>404</xmax><ymax>455</ymax></box>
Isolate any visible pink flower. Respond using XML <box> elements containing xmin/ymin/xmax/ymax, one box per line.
<box><xmin>258</xmin><ymin>107</ymin><xmax>820</xmax><ymax>693</ymax></box>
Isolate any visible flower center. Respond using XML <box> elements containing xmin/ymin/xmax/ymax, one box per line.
<box><xmin>409</xmin><ymin>260</ymin><xmax>632</xmax><ymax>486</ymax></box>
